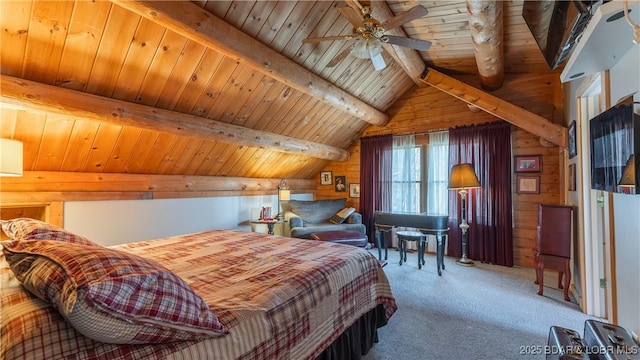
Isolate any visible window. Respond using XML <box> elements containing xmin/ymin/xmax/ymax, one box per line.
<box><xmin>390</xmin><ymin>132</ymin><xmax>448</xmax><ymax>214</ymax></box>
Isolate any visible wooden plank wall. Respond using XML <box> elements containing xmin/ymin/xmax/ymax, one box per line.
<box><xmin>511</xmin><ymin>128</ymin><xmax>563</xmax><ymax>267</ymax></box>
<box><xmin>315</xmin><ymin>143</ymin><xmax>361</xmax><ymax>211</ymax></box>
<box><xmin>316</xmin><ymin>73</ymin><xmax>564</xmax><ymax>267</ymax></box>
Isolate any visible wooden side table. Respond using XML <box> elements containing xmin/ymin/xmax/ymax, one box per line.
<box><xmin>251</xmin><ymin>219</ymin><xmax>285</xmax><ymax>235</ymax></box>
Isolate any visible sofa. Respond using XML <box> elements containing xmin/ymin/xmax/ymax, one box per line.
<box><xmin>284</xmin><ymin>198</ymin><xmax>366</xmax><ymax>239</ymax></box>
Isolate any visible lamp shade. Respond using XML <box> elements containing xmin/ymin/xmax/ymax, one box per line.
<box><xmin>279</xmin><ymin>189</ymin><xmax>291</xmax><ymax>201</ymax></box>
<box><xmin>618</xmin><ymin>154</ymin><xmax>635</xmax><ymax>187</ymax></box>
<box><xmin>449</xmin><ymin>163</ymin><xmax>480</xmax><ymax>189</ymax></box>
<box><xmin>0</xmin><ymin>138</ymin><xmax>23</xmax><ymax>177</ymax></box>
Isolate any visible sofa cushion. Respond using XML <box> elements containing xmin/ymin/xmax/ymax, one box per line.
<box><xmin>329</xmin><ymin>207</ymin><xmax>356</xmax><ymax>224</ymax></box>
<box><xmin>288</xmin><ymin>198</ymin><xmax>346</xmax><ymax>224</ymax></box>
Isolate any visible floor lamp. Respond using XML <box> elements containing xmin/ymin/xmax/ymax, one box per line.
<box><xmin>449</xmin><ymin>163</ymin><xmax>481</xmax><ymax>266</ymax></box>
<box><xmin>277</xmin><ymin>179</ymin><xmax>290</xmax><ymax>220</ymax></box>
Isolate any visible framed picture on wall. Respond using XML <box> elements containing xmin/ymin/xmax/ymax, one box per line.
<box><xmin>568</xmin><ymin>120</ymin><xmax>577</xmax><ymax>159</ymax></box>
<box><xmin>349</xmin><ymin>183</ymin><xmax>360</xmax><ymax>198</ymax></box>
<box><xmin>514</xmin><ymin>155</ymin><xmax>541</xmax><ymax>173</ymax></box>
<box><xmin>335</xmin><ymin>176</ymin><xmax>346</xmax><ymax>192</ymax></box>
<box><xmin>517</xmin><ymin>175</ymin><xmax>540</xmax><ymax>194</ymax></box>
<box><xmin>320</xmin><ymin>171</ymin><xmax>332</xmax><ymax>185</ymax></box>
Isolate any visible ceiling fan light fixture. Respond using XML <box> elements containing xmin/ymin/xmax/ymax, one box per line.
<box><xmin>370</xmin><ymin>52</ymin><xmax>387</xmax><ymax>71</ymax></box>
<box><xmin>351</xmin><ymin>38</ymin><xmax>382</xmax><ymax>59</ymax></box>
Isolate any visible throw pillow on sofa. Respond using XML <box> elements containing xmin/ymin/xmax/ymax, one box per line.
<box><xmin>288</xmin><ymin>198</ymin><xmax>346</xmax><ymax>224</ymax></box>
<box><xmin>329</xmin><ymin>207</ymin><xmax>356</xmax><ymax>224</ymax></box>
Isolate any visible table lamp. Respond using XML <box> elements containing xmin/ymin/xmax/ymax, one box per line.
<box><xmin>277</xmin><ymin>179</ymin><xmax>290</xmax><ymax>220</ymax></box>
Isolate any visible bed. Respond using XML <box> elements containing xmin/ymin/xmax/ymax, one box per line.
<box><xmin>1</xmin><ymin>218</ymin><xmax>396</xmax><ymax>360</ymax></box>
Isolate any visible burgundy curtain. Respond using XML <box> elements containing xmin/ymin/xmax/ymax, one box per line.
<box><xmin>447</xmin><ymin>122</ymin><xmax>513</xmax><ymax>266</ymax></box>
<box><xmin>359</xmin><ymin>135</ymin><xmax>393</xmax><ymax>242</ymax></box>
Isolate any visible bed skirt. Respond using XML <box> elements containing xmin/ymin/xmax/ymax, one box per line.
<box><xmin>316</xmin><ymin>304</ymin><xmax>388</xmax><ymax>360</ymax></box>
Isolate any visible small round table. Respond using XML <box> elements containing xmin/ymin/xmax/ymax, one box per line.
<box><xmin>396</xmin><ymin>230</ymin><xmax>427</xmax><ymax>269</ymax></box>
<box><xmin>251</xmin><ymin>219</ymin><xmax>285</xmax><ymax>235</ymax></box>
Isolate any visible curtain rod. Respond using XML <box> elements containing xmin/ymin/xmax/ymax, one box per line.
<box><xmin>395</xmin><ymin>128</ymin><xmax>449</xmax><ymax>137</ymax></box>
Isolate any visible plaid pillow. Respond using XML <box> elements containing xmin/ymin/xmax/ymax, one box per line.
<box><xmin>1</xmin><ymin>218</ymin><xmax>97</xmax><ymax>246</ymax></box>
<box><xmin>329</xmin><ymin>207</ymin><xmax>356</xmax><ymax>224</ymax></box>
<box><xmin>1</xmin><ymin>239</ymin><xmax>227</xmax><ymax>344</ymax></box>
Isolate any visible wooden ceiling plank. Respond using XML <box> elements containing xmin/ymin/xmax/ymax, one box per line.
<box><xmin>123</xmin><ymin>129</ymin><xmax>161</xmax><ymax>174</ymax></box>
<box><xmin>22</xmin><ymin>1</ymin><xmax>73</xmax><ymax>84</ymax></box>
<box><xmin>180</xmin><ymin>140</ymin><xmax>213</xmax><ymax>175</ymax></box>
<box><xmin>152</xmin><ymin>40</ymin><xmax>207</xmax><ymax>109</ymax></box>
<box><xmin>174</xmin><ymin>50</ymin><xmax>228</xmax><ymax>115</ymax></box>
<box><xmin>155</xmin><ymin>135</ymin><xmax>190</xmax><ymax>175</ymax></box>
<box><xmin>280</xmin><ymin>2</ymin><xmax>335</xmax><ymax>61</ymax></box>
<box><xmin>229</xmin><ymin>75</ymin><xmax>278</xmax><ymax>127</ymax></box>
<box><xmin>420</xmin><ymin>67</ymin><xmax>567</xmax><ymax>147</ymax></box>
<box><xmin>85</xmin><ymin>4</ymin><xmax>140</xmax><ymax>97</ymax></box>
<box><xmin>135</xmin><ymin>30</ymin><xmax>189</xmax><ymax>107</ymax></box>
<box><xmin>34</xmin><ymin>116</ymin><xmax>74</xmax><ymax>171</ymax></box>
<box><xmin>168</xmin><ymin>138</ymin><xmax>206</xmax><ymax>175</ymax></box>
<box><xmin>83</xmin><ymin>123</ymin><xmax>122</xmax><ymax>173</ymax></box>
<box><xmin>239</xmin><ymin>1</ymin><xmax>277</xmax><ymax>37</ymax></box>
<box><xmin>206</xmin><ymin>144</ymin><xmax>243</xmax><ymax>176</ymax></box>
<box><xmin>56</xmin><ymin>1</ymin><xmax>111</xmax><ymax>92</ymax></box>
<box><xmin>1</xmin><ymin>75</ymin><xmax>349</xmax><ymax>161</ymax></box>
<box><xmin>254</xmin><ymin>1</ymin><xmax>298</xmax><ymax>45</ymax></box>
<box><xmin>219</xmin><ymin>1</ymin><xmax>256</xmax><ymax>29</ymax></box>
<box><xmin>111</xmin><ymin>17</ymin><xmax>167</xmax><ymax>102</ymax></box>
<box><xmin>237</xmin><ymin>80</ymin><xmax>287</xmax><ymax>129</ymax></box>
<box><xmin>216</xmin><ymin>70</ymin><xmax>265</xmax><ymax>124</ymax></box>
<box><xmin>60</xmin><ymin>120</ymin><xmax>100</xmax><ymax>172</ymax></box>
<box><xmin>204</xmin><ymin>56</ymin><xmax>255</xmax><ymax>118</ymax></box>
<box><xmin>111</xmin><ymin>0</ymin><xmax>389</xmax><ymax>126</ymax></box>
<box><xmin>12</xmin><ymin>111</ymin><xmax>48</xmax><ymax>172</ymax></box>
<box><xmin>102</xmin><ymin>126</ymin><xmax>142</xmax><ymax>173</ymax></box>
<box><xmin>194</xmin><ymin>142</ymin><xmax>227</xmax><ymax>176</ymax></box>
<box><xmin>0</xmin><ymin>1</ymin><xmax>32</xmax><ymax>77</ymax></box>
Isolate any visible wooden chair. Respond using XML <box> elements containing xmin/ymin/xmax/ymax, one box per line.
<box><xmin>534</xmin><ymin>204</ymin><xmax>574</xmax><ymax>301</ymax></box>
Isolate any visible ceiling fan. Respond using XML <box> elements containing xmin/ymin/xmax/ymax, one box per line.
<box><xmin>302</xmin><ymin>1</ymin><xmax>431</xmax><ymax>71</ymax></box>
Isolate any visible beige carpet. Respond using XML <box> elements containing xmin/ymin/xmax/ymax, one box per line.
<box><xmin>364</xmin><ymin>249</ymin><xmax>597</xmax><ymax>360</ymax></box>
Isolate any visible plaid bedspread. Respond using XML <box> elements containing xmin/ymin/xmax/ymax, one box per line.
<box><xmin>1</xmin><ymin>229</ymin><xmax>396</xmax><ymax>359</ymax></box>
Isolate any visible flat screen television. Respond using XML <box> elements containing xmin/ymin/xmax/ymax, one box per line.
<box><xmin>522</xmin><ymin>0</ymin><xmax>594</xmax><ymax>69</ymax></box>
<box><xmin>590</xmin><ymin>104</ymin><xmax>640</xmax><ymax>194</ymax></box>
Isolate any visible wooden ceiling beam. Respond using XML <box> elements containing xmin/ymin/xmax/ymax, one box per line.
<box><xmin>371</xmin><ymin>1</ymin><xmax>427</xmax><ymax>85</ymax></box>
<box><xmin>420</xmin><ymin>67</ymin><xmax>567</xmax><ymax>148</ymax></box>
<box><xmin>466</xmin><ymin>0</ymin><xmax>505</xmax><ymax>91</ymax></box>
<box><xmin>110</xmin><ymin>0</ymin><xmax>389</xmax><ymax>127</ymax></box>
<box><xmin>0</xmin><ymin>75</ymin><xmax>350</xmax><ymax>162</ymax></box>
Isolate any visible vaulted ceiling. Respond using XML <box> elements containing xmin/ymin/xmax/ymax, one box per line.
<box><xmin>0</xmin><ymin>0</ymin><xmax>563</xmax><ymax>180</ymax></box>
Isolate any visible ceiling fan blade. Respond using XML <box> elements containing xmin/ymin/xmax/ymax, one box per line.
<box><xmin>381</xmin><ymin>35</ymin><xmax>432</xmax><ymax>51</ymax></box>
<box><xmin>302</xmin><ymin>35</ymin><xmax>357</xmax><ymax>43</ymax></box>
<box><xmin>381</xmin><ymin>5</ymin><xmax>428</xmax><ymax>31</ymax></box>
<box><xmin>338</xmin><ymin>6</ymin><xmax>364</xmax><ymax>28</ymax></box>
<box><xmin>370</xmin><ymin>52</ymin><xmax>387</xmax><ymax>71</ymax></box>
<box><xmin>327</xmin><ymin>46</ymin><xmax>352</xmax><ymax>68</ymax></box>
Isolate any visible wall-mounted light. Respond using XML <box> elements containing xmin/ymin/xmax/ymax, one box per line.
<box><xmin>0</xmin><ymin>138</ymin><xmax>23</xmax><ymax>177</ymax></box>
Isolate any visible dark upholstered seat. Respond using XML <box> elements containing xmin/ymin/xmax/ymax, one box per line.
<box><xmin>310</xmin><ymin>230</ymin><xmax>368</xmax><ymax>248</ymax></box>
